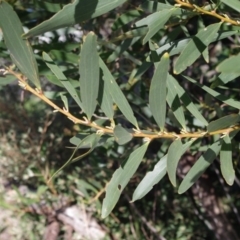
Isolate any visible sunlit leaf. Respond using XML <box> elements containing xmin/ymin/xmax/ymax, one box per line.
<box><xmin>210</xmin><ymin>72</ymin><xmax>240</xmax><ymax>88</ymax></box>
<box><xmin>50</xmin><ymin>133</ymin><xmax>101</xmax><ymax>180</ymax></box>
<box><xmin>114</xmin><ymin>125</ymin><xmax>133</xmax><ymax>145</ymax></box>
<box><xmin>107</xmin><ymin>37</ymin><xmax>140</xmax><ymax>63</ymax></box>
<box><xmin>23</xmin><ymin>0</ymin><xmax>127</xmax><ymax>38</ymax></box>
<box><xmin>178</xmin><ymin>140</ymin><xmax>222</xmax><ymax>194</ymax></box>
<box><xmin>97</xmin><ymin>69</ymin><xmax>114</xmax><ymax>119</ymax></box>
<box><xmin>168</xmin><ymin>75</ymin><xmax>208</xmax><ymax>126</ymax></box>
<box><xmin>207</xmin><ymin>114</ymin><xmax>240</xmax><ymax>132</ymax></box>
<box><xmin>135</xmin><ymin>9</ymin><xmax>172</xmax><ymax>44</ymax></box>
<box><xmin>42</xmin><ymin>52</ymin><xmax>82</xmax><ymax>109</ymax></box>
<box><xmin>149</xmin><ymin>53</ymin><xmax>169</xmax><ymax>131</ymax></box>
<box><xmin>202</xmin><ymin>48</ymin><xmax>209</xmax><ymax>63</ymax></box>
<box><xmin>221</xmin><ymin>0</ymin><xmax>240</xmax><ymax>12</ymax></box>
<box><xmin>184</xmin><ymin>75</ymin><xmax>240</xmax><ymax>109</ymax></box>
<box><xmin>132</xmin><ymin>154</ymin><xmax>167</xmax><ymax>202</ymax></box>
<box><xmin>216</xmin><ymin>54</ymin><xmax>240</xmax><ymax>73</ymax></box>
<box><xmin>167</xmin><ymin>77</ymin><xmax>186</xmax><ymax>129</ymax></box>
<box><xmin>174</xmin><ymin>22</ymin><xmax>221</xmax><ymax>74</ymax></box>
<box><xmin>44</xmin><ymin>74</ymin><xmax>79</xmax><ymax>88</ymax></box>
<box><xmin>0</xmin><ymin>1</ymin><xmax>40</xmax><ymax>89</ymax></box>
<box><xmin>79</xmin><ymin>32</ymin><xmax>99</xmax><ymax>120</ymax></box>
<box><xmin>220</xmin><ymin>135</ymin><xmax>235</xmax><ymax>185</ymax></box>
<box><xmin>101</xmin><ymin>143</ymin><xmax>149</xmax><ymax>218</ymax></box>
<box><xmin>167</xmin><ymin>139</ymin><xmax>194</xmax><ymax>187</ymax></box>
<box><xmin>153</xmin><ymin>30</ymin><xmax>237</xmax><ymax>59</ymax></box>
<box><xmin>99</xmin><ymin>57</ymin><xmax>138</xmax><ymax>128</ymax></box>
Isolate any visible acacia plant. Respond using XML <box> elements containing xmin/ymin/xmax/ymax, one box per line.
<box><xmin>1</xmin><ymin>0</ymin><xmax>240</xmax><ymax>218</ymax></box>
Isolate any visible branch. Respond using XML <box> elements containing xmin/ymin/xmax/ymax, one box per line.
<box><xmin>5</xmin><ymin>67</ymin><xmax>240</xmax><ymax>142</ymax></box>
<box><xmin>175</xmin><ymin>0</ymin><xmax>240</xmax><ymax>26</ymax></box>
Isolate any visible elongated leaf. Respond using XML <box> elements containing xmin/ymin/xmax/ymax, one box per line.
<box><xmin>207</xmin><ymin>114</ymin><xmax>240</xmax><ymax>132</ymax></box>
<box><xmin>107</xmin><ymin>37</ymin><xmax>140</xmax><ymax>63</ymax></box>
<box><xmin>0</xmin><ymin>1</ymin><xmax>40</xmax><ymax>89</ymax></box>
<box><xmin>167</xmin><ymin>140</ymin><xmax>194</xmax><ymax>187</ymax></box>
<box><xmin>210</xmin><ymin>72</ymin><xmax>240</xmax><ymax>88</ymax></box>
<box><xmin>220</xmin><ymin>135</ymin><xmax>235</xmax><ymax>185</ymax></box>
<box><xmin>135</xmin><ymin>9</ymin><xmax>172</xmax><ymax>44</ymax></box>
<box><xmin>184</xmin><ymin>75</ymin><xmax>240</xmax><ymax>109</ymax></box>
<box><xmin>99</xmin><ymin>57</ymin><xmax>138</xmax><ymax>128</ymax></box>
<box><xmin>42</xmin><ymin>52</ymin><xmax>82</xmax><ymax>109</ymax></box>
<box><xmin>97</xmin><ymin>69</ymin><xmax>114</xmax><ymax>119</ymax></box>
<box><xmin>132</xmin><ymin>154</ymin><xmax>167</xmax><ymax>202</ymax></box>
<box><xmin>168</xmin><ymin>75</ymin><xmax>208</xmax><ymax>126</ymax></box>
<box><xmin>79</xmin><ymin>32</ymin><xmax>99</xmax><ymax>120</ymax></box>
<box><xmin>154</xmin><ymin>30</ymin><xmax>237</xmax><ymax>59</ymax></box>
<box><xmin>0</xmin><ymin>75</ymin><xmax>17</xmax><ymax>85</ymax></box>
<box><xmin>202</xmin><ymin>48</ymin><xmax>209</xmax><ymax>63</ymax></box>
<box><xmin>101</xmin><ymin>143</ymin><xmax>149</xmax><ymax>218</ymax></box>
<box><xmin>221</xmin><ymin>0</ymin><xmax>240</xmax><ymax>12</ymax></box>
<box><xmin>112</xmin><ymin>10</ymin><xmax>141</xmax><ymax>30</ymax></box>
<box><xmin>60</xmin><ymin>93</ymin><xmax>68</xmax><ymax>112</ymax></box>
<box><xmin>23</xmin><ymin>0</ymin><xmax>127</xmax><ymax>38</ymax></box>
<box><xmin>114</xmin><ymin>125</ymin><xmax>133</xmax><ymax>145</ymax></box>
<box><xmin>44</xmin><ymin>74</ymin><xmax>79</xmax><ymax>88</ymax></box>
<box><xmin>140</xmin><ymin>2</ymin><xmax>172</xmax><ymax>12</ymax></box>
<box><xmin>178</xmin><ymin>140</ymin><xmax>222</xmax><ymax>194</ymax></box>
<box><xmin>167</xmin><ymin>77</ymin><xmax>186</xmax><ymax>129</ymax></box>
<box><xmin>149</xmin><ymin>53</ymin><xmax>169</xmax><ymax>131</ymax></box>
<box><xmin>50</xmin><ymin>50</ymin><xmax>78</xmax><ymax>64</ymax></box>
<box><xmin>216</xmin><ymin>54</ymin><xmax>240</xmax><ymax>73</ymax></box>
<box><xmin>167</xmin><ymin>139</ymin><xmax>182</xmax><ymax>187</ymax></box>
<box><xmin>50</xmin><ymin>133</ymin><xmax>101</xmax><ymax>180</ymax></box>
<box><xmin>35</xmin><ymin>1</ymin><xmax>62</xmax><ymax>13</ymax></box>
<box><xmin>174</xmin><ymin>22</ymin><xmax>221</xmax><ymax>74</ymax></box>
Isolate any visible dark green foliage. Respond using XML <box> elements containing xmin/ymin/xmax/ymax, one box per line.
<box><xmin>1</xmin><ymin>0</ymin><xmax>240</xmax><ymax>238</ymax></box>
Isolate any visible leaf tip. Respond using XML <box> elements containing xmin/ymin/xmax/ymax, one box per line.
<box><xmin>163</xmin><ymin>52</ymin><xmax>169</xmax><ymax>58</ymax></box>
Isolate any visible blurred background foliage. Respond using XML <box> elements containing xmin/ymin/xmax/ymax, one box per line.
<box><xmin>1</xmin><ymin>0</ymin><xmax>240</xmax><ymax>239</ymax></box>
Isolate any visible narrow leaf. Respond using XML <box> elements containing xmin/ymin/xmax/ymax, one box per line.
<box><xmin>135</xmin><ymin>9</ymin><xmax>172</xmax><ymax>44</ymax></box>
<box><xmin>114</xmin><ymin>125</ymin><xmax>133</xmax><ymax>145</ymax></box>
<box><xmin>220</xmin><ymin>135</ymin><xmax>235</xmax><ymax>185</ymax></box>
<box><xmin>149</xmin><ymin>53</ymin><xmax>169</xmax><ymax>131</ymax></box>
<box><xmin>60</xmin><ymin>94</ymin><xmax>68</xmax><ymax>112</ymax></box>
<box><xmin>42</xmin><ymin>52</ymin><xmax>82</xmax><ymax>109</ymax></box>
<box><xmin>154</xmin><ymin>30</ymin><xmax>237</xmax><ymax>58</ymax></box>
<box><xmin>23</xmin><ymin>0</ymin><xmax>127</xmax><ymax>38</ymax></box>
<box><xmin>210</xmin><ymin>72</ymin><xmax>240</xmax><ymax>88</ymax></box>
<box><xmin>174</xmin><ymin>22</ymin><xmax>221</xmax><ymax>74</ymax></box>
<box><xmin>167</xmin><ymin>77</ymin><xmax>186</xmax><ymax>129</ymax></box>
<box><xmin>216</xmin><ymin>54</ymin><xmax>240</xmax><ymax>73</ymax></box>
<box><xmin>97</xmin><ymin>69</ymin><xmax>114</xmax><ymax>119</ymax></box>
<box><xmin>101</xmin><ymin>143</ymin><xmax>149</xmax><ymax>218</ymax></box>
<box><xmin>50</xmin><ymin>133</ymin><xmax>100</xmax><ymax>181</ymax></box>
<box><xmin>184</xmin><ymin>75</ymin><xmax>240</xmax><ymax>109</ymax></box>
<box><xmin>132</xmin><ymin>154</ymin><xmax>167</xmax><ymax>202</ymax></box>
<box><xmin>0</xmin><ymin>1</ymin><xmax>40</xmax><ymax>89</ymax></box>
<box><xmin>169</xmin><ymin>75</ymin><xmax>208</xmax><ymax>126</ymax></box>
<box><xmin>99</xmin><ymin>57</ymin><xmax>138</xmax><ymax>128</ymax></box>
<box><xmin>79</xmin><ymin>32</ymin><xmax>99</xmax><ymax>120</ymax></box>
<box><xmin>107</xmin><ymin>37</ymin><xmax>140</xmax><ymax>63</ymax></box>
<box><xmin>178</xmin><ymin>140</ymin><xmax>222</xmax><ymax>194</ymax></box>
<box><xmin>221</xmin><ymin>0</ymin><xmax>240</xmax><ymax>12</ymax></box>
<box><xmin>167</xmin><ymin>140</ymin><xmax>194</xmax><ymax>187</ymax></box>
<box><xmin>207</xmin><ymin>114</ymin><xmax>240</xmax><ymax>132</ymax></box>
